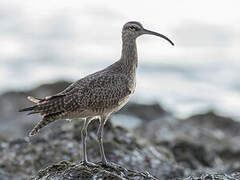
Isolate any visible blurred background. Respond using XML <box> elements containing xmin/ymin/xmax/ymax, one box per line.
<box><xmin>1</xmin><ymin>1</ymin><xmax>240</xmax><ymax>179</ymax></box>
<box><xmin>0</xmin><ymin>0</ymin><xmax>240</xmax><ymax>138</ymax></box>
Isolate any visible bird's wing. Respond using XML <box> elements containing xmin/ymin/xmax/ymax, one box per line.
<box><xmin>19</xmin><ymin>73</ymin><xmax>131</xmax><ymax>136</ymax></box>
<box><xmin>77</xmin><ymin>73</ymin><xmax>132</xmax><ymax>109</ymax></box>
<box><xmin>20</xmin><ymin>71</ymin><xmax>132</xmax><ymax>113</ymax></box>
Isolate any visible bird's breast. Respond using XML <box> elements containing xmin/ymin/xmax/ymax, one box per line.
<box><xmin>128</xmin><ymin>74</ymin><xmax>137</xmax><ymax>93</ymax></box>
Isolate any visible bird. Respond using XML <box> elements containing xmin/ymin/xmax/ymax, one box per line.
<box><xmin>19</xmin><ymin>21</ymin><xmax>174</xmax><ymax>167</ymax></box>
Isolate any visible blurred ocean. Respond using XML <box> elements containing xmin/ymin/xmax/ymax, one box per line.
<box><xmin>1</xmin><ymin>52</ymin><xmax>240</xmax><ymax>119</ymax></box>
<box><xmin>0</xmin><ymin>0</ymin><xmax>240</xmax><ymax>119</ymax></box>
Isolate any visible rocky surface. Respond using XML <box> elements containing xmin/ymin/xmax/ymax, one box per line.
<box><xmin>30</xmin><ymin>161</ymin><xmax>159</xmax><ymax>180</ymax></box>
<box><xmin>135</xmin><ymin>111</ymin><xmax>240</xmax><ymax>178</ymax></box>
<box><xmin>118</xmin><ymin>102</ymin><xmax>169</xmax><ymax>121</ymax></box>
<box><xmin>30</xmin><ymin>161</ymin><xmax>240</xmax><ymax>180</ymax></box>
<box><xmin>0</xmin><ymin>81</ymin><xmax>240</xmax><ymax>179</ymax></box>
<box><xmin>0</xmin><ymin>119</ymin><xmax>184</xmax><ymax>180</ymax></box>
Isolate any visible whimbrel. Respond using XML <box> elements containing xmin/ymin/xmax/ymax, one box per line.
<box><xmin>19</xmin><ymin>21</ymin><xmax>174</xmax><ymax>166</ymax></box>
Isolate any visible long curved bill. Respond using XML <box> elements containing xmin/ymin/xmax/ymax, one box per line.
<box><xmin>143</xmin><ymin>28</ymin><xmax>174</xmax><ymax>46</ymax></box>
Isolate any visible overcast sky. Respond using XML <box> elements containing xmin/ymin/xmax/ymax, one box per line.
<box><xmin>0</xmin><ymin>0</ymin><xmax>239</xmax><ymax>62</ymax></box>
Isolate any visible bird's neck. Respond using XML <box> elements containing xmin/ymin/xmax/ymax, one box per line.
<box><xmin>120</xmin><ymin>36</ymin><xmax>138</xmax><ymax>73</ymax></box>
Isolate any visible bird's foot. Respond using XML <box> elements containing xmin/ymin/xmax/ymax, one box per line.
<box><xmin>99</xmin><ymin>161</ymin><xmax>128</xmax><ymax>172</ymax></box>
<box><xmin>79</xmin><ymin>160</ymin><xmax>99</xmax><ymax>167</ymax></box>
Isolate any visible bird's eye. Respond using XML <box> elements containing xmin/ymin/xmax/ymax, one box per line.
<box><xmin>129</xmin><ymin>26</ymin><xmax>139</xmax><ymax>31</ymax></box>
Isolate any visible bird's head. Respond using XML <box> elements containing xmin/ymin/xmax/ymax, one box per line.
<box><xmin>122</xmin><ymin>21</ymin><xmax>174</xmax><ymax>46</ymax></box>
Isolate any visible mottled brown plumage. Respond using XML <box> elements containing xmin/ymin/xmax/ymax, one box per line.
<box><xmin>19</xmin><ymin>21</ymin><xmax>174</xmax><ymax>166</ymax></box>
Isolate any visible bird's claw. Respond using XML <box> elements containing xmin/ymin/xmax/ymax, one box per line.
<box><xmin>99</xmin><ymin>161</ymin><xmax>127</xmax><ymax>172</ymax></box>
<box><xmin>79</xmin><ymin>160</ymin><xmax>99</xmax><ymax>167</ymax></box>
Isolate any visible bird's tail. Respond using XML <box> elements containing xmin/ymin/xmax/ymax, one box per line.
<box><xmin>19</xmin><ymin>96</ymin><xmax>43</xmax><ymax>114</ymax></box>
<box><xmin>19</xmin><ymin>95</ymin><xmax>66</xmax><ymax>136</ymax></box>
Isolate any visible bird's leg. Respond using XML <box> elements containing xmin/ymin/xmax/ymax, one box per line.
<box><xmin>97</xmin><ymin>116</ymin><xmax>125</xmax><ymax>170</ymax></box>
<box><xmin>80</xmin><ymin>117</ymin><xmax>98</xmax><ymax>167</ymax></box>
<box><xmin>81</xmin><ymin>118</ymin><xmax>89</xmax><ymax>162</ymax></box>
<box><xmin>97</xmin><ymin>115</ymin><xmax>108</xmax><ymax>165</ymax></box>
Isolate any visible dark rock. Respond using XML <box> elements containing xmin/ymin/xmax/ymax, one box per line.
<box><xmin>183</xmin><ymin>172</ymin><xmax>240</xmax><ymax>180</ymax></box>
<box><xmin>0</xmin><ymin>81</ymin><xmax>71</xmax><ymax>122</ymax></box>
<box><xmin>170</xmin><ymin>140</ymin><xmax>215</xmax><ymax>169</ymax></box>
<box><xmin>30</xmin><ymin>161</ymin><xmax>158</xmax><ymax>180</ymax></box>
<box><xmin>0</xmin><ymin>81</ymin><xmax>71</xmax><ymax>139</ymax></box>
<box><xmin>184</xmin><ymin>111</ymin><xmax>240</xmax><ymax>137</ymax></box>
<box><xmin>1</xmin><ymin>109</ymin><xmax>240</xmax><ymax>179</ymax></box>
<box><xmin>27</xmin><ymin>81</ymin><xmax>72</xmax><ymax>97</ymax></box>
<box><xmin>135</xmin><ymin>110</ymin><xmax>240</xmax><ymax>177</ymax></box>
<box><xmin>181</xmin><ymin>112</ymin><xmax>240</xmax><ymax>164</ymax></box>
<box><xmin>0</xmin><ymin>169</ymin><xmax>16</xmax><ymax>180</ymax></box>
<box><xmin>0</xmin><ymin>120</ymin><xmax>183</xmax><ymax>180</ymax></box>
<box><xmin>118</xmin><ymin>102</ymin><xmax>168</xmax><ymax>121</ymax></box>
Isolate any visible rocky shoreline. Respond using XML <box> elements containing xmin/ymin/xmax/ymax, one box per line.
<box><xmin>0</xmin><ymin>81</ymin><xmax>240</xmax><ymax>179</ymax></box>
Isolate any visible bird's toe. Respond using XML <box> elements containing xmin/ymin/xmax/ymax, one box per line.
<box><xmin>79</xmin><ymin>160</ymin><xmax>99</xmax><ymax>167</ymax></box>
